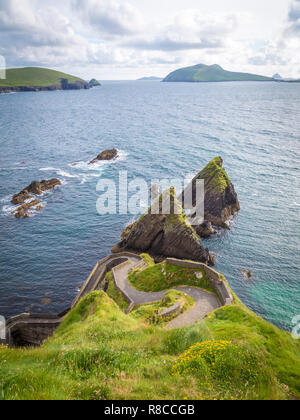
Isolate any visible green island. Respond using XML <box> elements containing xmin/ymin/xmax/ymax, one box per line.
<box><xmin>0</xmin><ymin>67</ymin><xmax>96</xmax><ymax>93</ymax></box>
<box><xmin>163</xmin><ymin>64</ymin><xmax>273</xmax><ymax>83</ymax></box>
<box><xmin>1</xmin><ymin>255</ymin><xmax>299</xmax><ymax>401</ymax></box>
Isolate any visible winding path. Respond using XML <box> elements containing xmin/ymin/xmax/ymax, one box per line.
<box><xmin>112</xmin><ymin>258</ymin><xmax>221</xmax><ymax>329</ymax></box>
<box><xmin>5</xmin><ymin>253</ymin><xmax>222</xmax><ymax>346</ymax></box>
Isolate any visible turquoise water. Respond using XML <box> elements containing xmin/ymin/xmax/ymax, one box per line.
<box><xmin>0</xmin><ymin>81</ymin><xmax>299</xmax><ymax>331</ymax></box>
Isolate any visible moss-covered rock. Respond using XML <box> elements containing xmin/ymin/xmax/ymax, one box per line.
<box><xmin>113</xmin><ymin>188</ymin><xmax>215</xmax><ymax>265</ymax></box>
<box><xmin>183</xmin><ymin>157</ymin><xmax>240</xmax><ymax>229</ymax></box>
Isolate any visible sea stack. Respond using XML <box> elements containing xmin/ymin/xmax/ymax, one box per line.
<box><xmin>183</xmin><ymin>156</ymin><xmax>240</xmax><ymax>231</ymax></box>
<box><xmin>112</xmin><ymin>188</ymin><xmax>216</xmax><ymax>266</ymax></box>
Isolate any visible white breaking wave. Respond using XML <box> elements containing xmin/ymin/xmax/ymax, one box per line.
<box><xmin>40</xmin><ymin>167</ymin><xmax>79</xmax><ymax>179</ymax></box>
<box><xmin>2</xmin><ymin>199</ymin><xmax>47</xmax><ymax>218</ymax></box>
<box><xmin>0</xmin><ymin>195</ymin><xmax>11</xmax><ymax>204</ymax></box>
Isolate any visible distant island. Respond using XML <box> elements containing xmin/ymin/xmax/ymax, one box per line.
<box><xmin>163</xmin><ymin>64</ymin><xmax>274</xmax><ymax>83</ymax></box>
<box><xmin>0</xmin><ymin>67</ymin><xmax>100</xmax><ymax>94</ymax></box>
<box><xmin>137</xmin><ymin>76</ymin><xmax>163</xmax><ymax>81</ymax></box>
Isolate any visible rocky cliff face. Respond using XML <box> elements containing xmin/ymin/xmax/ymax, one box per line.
<box><xmin>112</xmin><ymin>188</ymin><xmax>216</xmax><ymax>266</ymax></box>
<box><xmin>183</xmin><ymin>157</ymin><xmax>240</xmax><ymax>229</ymax></box>
<box><xmin>0</xmin><ymin>79</ymin><xmax>92</xmax><ymax>94</ymax></box>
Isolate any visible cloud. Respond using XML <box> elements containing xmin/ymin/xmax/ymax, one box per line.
<box><xmin>0</xmin><ymin>0</ymin><xmax>298</xmax><ymax>79</ymax></box>
<box><xmin>248</xmin><ymin>52</ymin><xmax>286</xmax><ymax>66</ymax></box>
<box><xmin>125</xmin><ymin>10</ymin><xmax>237</xmax><ymax>52</ymax></box>
<box><xmin>285</xmin><ymin>0</ymin><xmax>300</xmax><ymax>36</ymax></box>
<box><xmin>288</xmin><ymin>0</ymin><xmax>300</xmax><ymax>21</ymax></box>
<box><xmin>72</xmin><ymin>0</ymin><xmax>143</xmax><ymax>37</ymax></box>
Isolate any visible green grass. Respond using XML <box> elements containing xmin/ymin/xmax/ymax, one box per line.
<box><xmin>128</xmin><ymin>261</ymin><xmax>217</xmax><ymax>296</ymax></box>
<box><xmin>0</xmin><ymin>290</ymin><xmax>299</xmax><ymax>400</ymax></box>
<box><xmin>0</xmin><ymin>258</ymin><xmax>299</xmax><ymax>401</ymax></box>
<box><xmin>132</xmin><ymin>290</ymin><xmax>195</xmax><ymax>325</ymax></box>
<box><xmin>163</xmin><ymin>64</ymin><xmax>273</xmax><ymax>83</ymax></box>
<box><xmin>105</xmin><ymin>272</ymin><xmax>129</xmax><ymax>312</ymax></box>
<box><xmin>0</xmin><ymin>67</ymin><xmax>85</xmax><ymax>87</ymax></box>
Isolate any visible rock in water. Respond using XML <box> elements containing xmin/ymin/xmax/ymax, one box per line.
<box><xmin>11</xmin><ymin>179</ymin><xmax>61</xmax><ymax>204</ymax></box>
<box><xmin>11</xmin><ymin>190</ymin><xmax>33</xmax><ymax>205</ymax></box>
<box><xmin>89</xmin><ymin>79</ymin><xmax>101</xmax><ymax>87</ymax></box>
<box><xmin>13</xmin><ymin>199</ymin><xmax>41</xmax><ymax>218</ymax></box>
<box><xmin>25</xmin><ymin>179</ymin><xmax>61</xmax><ymax>195</ymax></box>
<box><xmin>195</xmin><ymin>221</ymin><xmax>218</xmax><ymax>238</ymax></box>
<box><xmin>112</xmin><ymin>188</ymin><xmax>216</xmax><ymax>266</ymax></box>
<box><xmin>89</xmin><ymin>149</ymin><xmax>118</xmax><ymax>164</ymax></box>
<box><xmin>183</xmin><ymin>157</ymin><xmax>240</xmax><ymax>229</ymax></box>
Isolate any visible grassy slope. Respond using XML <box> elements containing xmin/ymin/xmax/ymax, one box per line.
<box><xmin>0</xmin><ymin>259</ymin><xmax>299</xmax><ymax>401</ymax></box>
<box><xmin>164</xmin><ymin>64</ymin><xmax>273</xmax><ymax>83</ymax></box>
<box><xmin>128</xmin><ymin>261</ymin><xmax>217</xmax><ymax>296</ymax></box>
<box><xmin>0</xmin><ymin>67</ymin><xmax>85</xmax><ymax>87</ymax></box>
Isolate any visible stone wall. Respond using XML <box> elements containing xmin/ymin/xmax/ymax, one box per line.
<box><xmin>5</xmin><ymin>314</ymin><xmax>64</xmax><ymax>347</ymax></box>
<box><xmin>159</xmin><ymin>303</ymin><xmax>182</xmax><ymax>319</ymax></box>
<box><xmin>165</xmin><ymin>258</ymin><xmax>233</xmax><ymax>306</ymax></box>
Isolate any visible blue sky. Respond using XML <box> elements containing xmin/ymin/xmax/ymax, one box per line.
<box><xmin>0</xmin><ymin>0</ymin><xmax>299</xmax><ymax>79</ymax></box>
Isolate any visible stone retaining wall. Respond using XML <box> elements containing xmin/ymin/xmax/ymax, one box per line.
<box><xmin>165</xmin><ymin>258</ymin><xmax>233</xmax><ymax>306</ymax></box>
<box><xmin>4</xmin><ymin>253</ymin><xmax>232</xmax><ymax>348</ymax></box>
<box><xmin>159</xmin><ymin>303</ymin><xmax>182</xmax><ymax>319</ymax></box>
<box><xmin>6</xmin><ymin>253</ymin><xmax>142</xmax><ymax>347</ymax></box>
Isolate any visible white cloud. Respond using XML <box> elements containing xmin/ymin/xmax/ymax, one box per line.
<box><xmin>0</xmin><ymin>0</ymin><xmax>299</xmax><ymax>79</ymax></box>
<box><xmin>72</xmin><ymin>0</ymin><xmax>143</xmax><ymax>37</ymax></box>
<box><xmin>126</xmin><ymin>10</ymin><xmax>238</xmax><ymax>51</ymax></box>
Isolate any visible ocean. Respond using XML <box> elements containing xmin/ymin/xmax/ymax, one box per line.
<box><xmin>0</xmin><ymin>80</ymin><xmax>299</xmax><ymax>332</ymax></box>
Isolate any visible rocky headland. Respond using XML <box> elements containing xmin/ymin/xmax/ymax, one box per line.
<box><xmin>112</xmin><ymin>188</ymin><xmax>216</xmax><ymax>266</ymax></box>
<box><xmin>183</xmin><ymin>156</ymin><xmax>240</xmax><ymax>233</ymax></box>
<box><xmin>0</xmin><ymin>67</ymin><xmax>101</xmax><ymax>94</ymax></box>
<box><xmin>89</xmin><ymin>149</ymin><xmax>119</xmax><ymax>164</ymax></box>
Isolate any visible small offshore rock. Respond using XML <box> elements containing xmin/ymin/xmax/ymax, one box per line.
<box><xmin>13</xmin><ymin>199</ymin><xmax>41</xmax><ymax>218</ymax></box>
<box><xmin>89</xmin><ymin>149</ymin><xmax>118</xmax><ymax>165</ymax></box>
<box><xmin>11</xmin><ymin>190</ymin><xmax>33</xmax><ymax>205</ymax></box>
<box><xmin>25</xmin><ymin>179</ymin><xmax>61</xmax><ymax>195</ymax></box>
<box><xmin>11</xmin><ymin>179</ymin><xmax>61</xmax><ymax>205</ymax></box>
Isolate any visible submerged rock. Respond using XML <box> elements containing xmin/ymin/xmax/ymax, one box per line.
<box><xmin>11</xmin><ymin>179</ymin><xmax>61</xmax><ymax>205</ymax></box>
<box><xmin>113</xmin><ymin>188</ymin><xmax>216</xmax><ymax>266</ymax></box>
<box><xmin>182</xmin><ymin>157</ymin><xmax>240</xmax><ymax>229</ymax></box>
<box><xmin>89</xmin><ymin>149</ymin><xmax>118</xmax><ymax>164</ymax></box>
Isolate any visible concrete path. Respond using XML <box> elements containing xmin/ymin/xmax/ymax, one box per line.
<box><xmin>113</xmin><ymin>259</ymin><xmax>221</xmax><ymax>329</ymax></box>
<box><xmin>167</xmin><ymin>287</ymin><xmax>221</xmax><ymax>329</ymax></box>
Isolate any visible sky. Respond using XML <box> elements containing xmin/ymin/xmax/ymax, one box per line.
<box><xmin>0</xmin><ymin>0</ymin><xmax>299</xmax><ymax>80</ymax></box>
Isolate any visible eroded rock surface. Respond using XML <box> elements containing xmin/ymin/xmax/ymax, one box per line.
<box><xmin>113</xmin><ymin>188</ymin><xmax>216</xmax><ymax>266</ymax></box>
<box><xmin>183</xmin><ymin>156</ymin><xmax>240</xmax><ymax>229</ymax></box>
